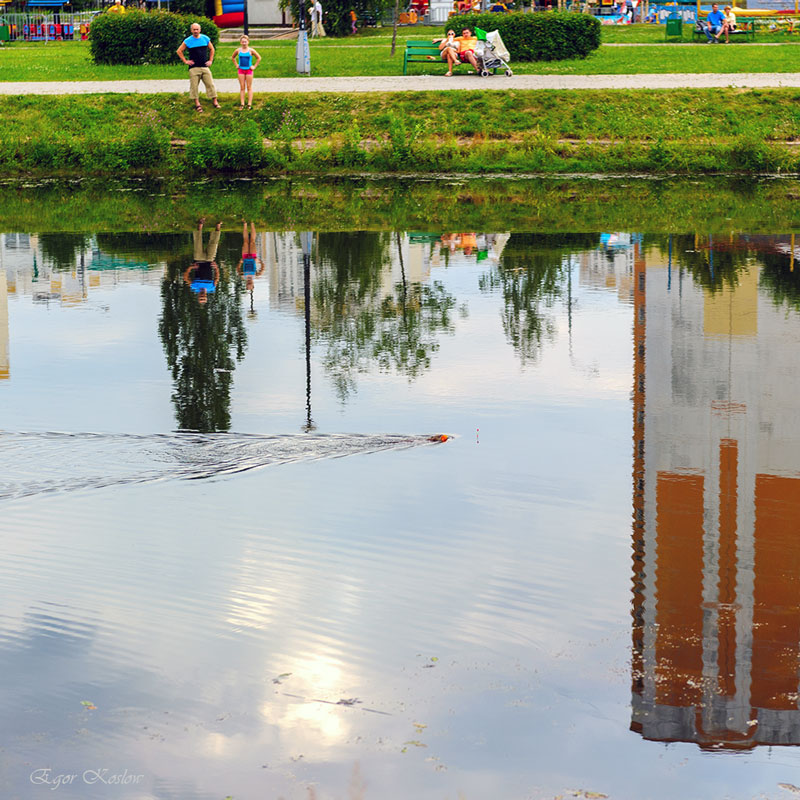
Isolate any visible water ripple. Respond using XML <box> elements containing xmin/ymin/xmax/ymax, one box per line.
<box><xmin>0</xmin><ymin>431</ymin><xmax>448</xmax><ymax>501</ymax></box>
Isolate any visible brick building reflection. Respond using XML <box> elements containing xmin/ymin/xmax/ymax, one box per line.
<box><xmin>631</xmin><ymin>235</ymin><xmax>800</xmax><ymax>749</ymax></box>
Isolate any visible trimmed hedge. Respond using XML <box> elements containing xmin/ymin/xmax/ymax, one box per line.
<box><xmin>89</xmin><ymin>11</ymin><xmax>219</xmax><ymax>66</ymax></box>
<box><xmin>448</xmin><ymin>11</ymin><xmax>601</xmax><ymax>62</ymax></box>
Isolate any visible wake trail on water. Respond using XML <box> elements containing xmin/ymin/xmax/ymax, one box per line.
<box><xmin>0</xmin><ymin>431</ymin><xmax>449</xmax><ymax>501</ymax></box>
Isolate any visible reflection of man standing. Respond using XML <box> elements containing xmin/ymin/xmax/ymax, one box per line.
<box><xmin>177</xmin><ymin>23</ymin><xmax>220</xmax><ymax>113</ymax></box>
<box><xmin>183</xmin><ymin>219</ymin><xmax>221</xmax><ymax>305</ymax></box>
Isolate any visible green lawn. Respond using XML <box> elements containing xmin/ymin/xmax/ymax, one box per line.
<box><xmin>601</xmin><ymin>21</ymin><xmax>800</xmax><ymax>43</ymax></box>
<box><xmin>3</xmin><ymin>35</ymin><xmax>800</xmax><ymax>80</ymax></box>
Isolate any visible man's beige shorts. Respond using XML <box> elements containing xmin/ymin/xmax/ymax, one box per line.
<box><xmin>188</xmin><ymin>67</ymin><xmax>217</xmax><ymax>101</ymax></box>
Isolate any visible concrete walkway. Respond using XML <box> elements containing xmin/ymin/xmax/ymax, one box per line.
<box><xmin>4</xmin><ymin>73</ymin><xmax>800</xmax><ymax>94</ymax></box>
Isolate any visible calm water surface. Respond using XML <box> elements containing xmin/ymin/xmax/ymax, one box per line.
<box><xmin>2</xmin><ymin>194</ymin><xmax>800</xmax><ymax>799</ymax></box>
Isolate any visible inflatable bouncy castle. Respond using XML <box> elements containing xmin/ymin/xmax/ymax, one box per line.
<box><xmin>213</xmin><ymin>0</ymin><xmax>244</xmax><ymax>29</ymax></box>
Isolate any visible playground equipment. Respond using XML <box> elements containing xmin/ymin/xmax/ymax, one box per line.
<box><xmin>0</xmin><ymin>12</ymin><xmax>91</xmax><ymax>40</ymax></box>
<box><xmin>213</xmin><ymin>0</ymin><xmax>244</xmax><ymax>29</ymax></box>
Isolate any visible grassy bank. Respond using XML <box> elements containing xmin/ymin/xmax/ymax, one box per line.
<box><xmin>4</xmin><ymin>176</ymin><xmax>800</xmax><ymax>232</ymax></box>
<box><xmin>4</xmin><ymin>38</ymin><xmax>800</xmax><ymax>80</ymax></box>
<box><xmin>2</xmin><ymin>90</ymin><xmax>800</xmax><ymax>176</ymax></box>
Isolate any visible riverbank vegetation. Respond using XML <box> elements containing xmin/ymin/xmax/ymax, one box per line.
<box><xmin>3</xmin><ymin>176</ymin><xmax>800</xmax><ymax>233</ymax></box>
<box><xmin>2</xmin><ymin>90</ymin><xmax>800</xmax><ymax>176</ymax></box>
<box><xmin>3</xmin><ymin>37</ymin><xmax>800</xmax><ymax>80</ymax></box>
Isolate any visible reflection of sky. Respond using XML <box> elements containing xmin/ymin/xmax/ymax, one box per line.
<box><xmin>2</xmin><ymin>236</ymin><xmax>799</xmax><ymax>800</ymax></box>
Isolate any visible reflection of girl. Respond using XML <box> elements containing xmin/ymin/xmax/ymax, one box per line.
<box><xmin>237</xmin><ymin>221</ymin><xmax>265</xmax><ymax>293</ymax></box>
<box><xmin>231</xmin><ymin>35</ymin><xmax>261</xmax><ymax>110</ymax></box>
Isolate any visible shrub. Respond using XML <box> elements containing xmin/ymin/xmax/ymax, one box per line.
<box><xmin>449</xmin><ymin>11</ymin><xmax>601</xmax><ymax>62</ymax></box>
<box><xmin>127</xmin><ymin>110</ymin><xmax>172</xmax><ymax>168</ymax></box>
<box><xmin>185</xmin><ymin>120</ymin><xmax>264</xmax><ymax>170</ymax></box>
<box><xmin>89</xmin><ymin>11</ymin><xmax>219</xmax><ymax>66</ymax></box>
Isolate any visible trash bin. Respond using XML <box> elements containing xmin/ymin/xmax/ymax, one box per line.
<box><xmin>665</xmin><ymin>12</ymin><xmax>683</xmax><ymax>39</ymax></box>
<box><xmin>0</xmin><ymin>25</ymin><xmax>9</xmax><ymax>42</ymax></box>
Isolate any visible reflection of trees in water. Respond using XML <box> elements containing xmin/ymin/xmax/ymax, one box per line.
<box><xmin>647</xmin><ymin>234</ymin><xmax>800</xmax><ymax>306</ymax></box>
<box><xmin>95</xmin><ymin>233</ymin><xmax>187</xmax><ymax>264</ymax></box>
<box><xmin>312</xmin><ymin>232</ymin><xmax>458</xmax><ymax>400</ymax></box>
<box><xmin>646</xmin><ymin>234</ymin><xmax>750</xmax><ymax>294</ymax></box>
<box><xmin>158</xmin><ymin>258</ymin><xmax>247</xmax><ymax>433</ymax></box>
<box><xmin>759</xmin><ymin>249</ymin><xmax>800</xmax><ymax>311</ymax></box>
<box><xmin>479</xmin><ymin>233</ymin><xmax>592</xmax><ymax>365</ymax></box>
<box><xmin>39</xmin><ymin>234</ymin><xmax>92</xmax><ymax>270</ymax></box>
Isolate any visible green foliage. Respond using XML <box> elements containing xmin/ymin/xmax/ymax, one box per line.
<box><xmin>172</xmin><ymin>0</ymin><xmax>207</xmax><ymax>15</ymax></box>
<box><xmin>450</xmin><ymin>11</ymin><xmax>601</xmax><ymax>61</ymax></box>
<box><xmin>478</xmin><ymin>233</ymin><xmax>578</xmax><ymax>364</ymax></box>
<box><xmin>282</xmin><ymin>0</ymin><xmax>391</xmax><ymax>37</ymax></box>
<box><xmin>159</xmin><ymin>249</ymin><xmax>247</xmax><ymax>432</ymax></box>
<box><xmin>726</xmin><ymin>135</ymin><xmax>786</xmax><ymax>173</ymax></box>
<box><xmin>89</xmin><ymin>11</ymin><xmax>219</xmax><ymax>65</ymax></box>
<box><xmin>311</xmin><ymin>232</ymin><xmax>458</xmax><ymax>398</ymax></box>
<box><xmin>127</xmin><ymin>109</ymin><xmax>173</xmax><ymax>167</ymax></box>
<box><xmin>337</xmin><ymin>122</ymin><xmax>368</xmax><ymax>167</ymax></box>
<box><xmin>185</xmin><ymin>120</ymin><xmax>263</xmax><ymax>170</ymax></box>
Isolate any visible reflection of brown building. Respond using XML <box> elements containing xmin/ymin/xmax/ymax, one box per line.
<box><xmin>631</xmin><ymin>240</ymin><xmax>800</xmax><ymax>749</ymax></box>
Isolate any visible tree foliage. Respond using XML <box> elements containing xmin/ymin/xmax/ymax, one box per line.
<box><xmin>159</xmin><ymin>243</ymin><xmax>247</xmax><ymax>433</ymax></box>
<box><xmin>281</xmin><ymin>0</ymin><xmax>390</xmax><ymax>37</ymax></box>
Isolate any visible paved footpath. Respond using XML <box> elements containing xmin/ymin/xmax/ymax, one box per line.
<box><xmin>4</xmin><ymin>73</ymin><xmax>800</xmax><ymax>94</ymax></box>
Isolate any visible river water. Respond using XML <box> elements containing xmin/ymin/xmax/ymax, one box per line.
<box><xmin>2</xmin><ymin>180</ymin><xmax>800</xmax><ymax>800</ymax></box>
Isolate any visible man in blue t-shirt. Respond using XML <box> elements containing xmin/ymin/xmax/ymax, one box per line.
<box><xmin>176</xmin><ymin>23</ymin><xmax>220</xmax><ymax>112</ymax></box>
<box><xmin>704</xmin><ymin>3</ymin><xmax>725</xmax><ymax>42</ymax></box>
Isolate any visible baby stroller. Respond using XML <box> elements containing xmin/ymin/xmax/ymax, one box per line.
<box><xmin>475</xmin><ymin>28</ymin><xmax>512</xmax><ymax>77</ymax></box>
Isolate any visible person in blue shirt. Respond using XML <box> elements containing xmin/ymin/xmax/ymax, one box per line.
<box><xmin>176</xmin><ymin>23</ymin><xmax>220</xmax><ymax>113</ymax></box>
<box><xmin>705</xmin><ymin>3</ymin><xmax>725</xmax><ymax>42</ymax></box>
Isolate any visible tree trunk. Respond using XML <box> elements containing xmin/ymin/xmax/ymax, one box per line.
<box><xmin>391</xmin><ymin>0</ymin><xmax>400</xmax><ymax>55</ymax></box>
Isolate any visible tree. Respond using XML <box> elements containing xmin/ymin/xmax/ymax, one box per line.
<box><xmin>479</xmin><ymin>233</ymin><xmax>587</xmax><ymax>365</ymax></box>
<box><xmin>159</xmin><ymin>254</ymin><xmax>247</xmax><ymax>433</ymax></box>
<box><xmin>310</xmin><ymin>232</ymin><xmax>459</xmax><ymax>400</ymax></box>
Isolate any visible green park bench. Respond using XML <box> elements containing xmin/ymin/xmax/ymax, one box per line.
<box><xmin>691</xmin><ymin>16</ymin><xmax>756</xmax><ymax>41</ymax></box>
<box><xmin>403</xmin><ymin>39</ymin><xmax>443</xmax><ymax>74</ymax></box>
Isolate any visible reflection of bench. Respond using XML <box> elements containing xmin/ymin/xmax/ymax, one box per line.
<box><xmin>403</xmin><ymin>39</ymin><xmax>442</xmax><ymax>73</ymax></box>
<box><xmin>691</xmin><ymin>16</ymin><xmax>756</xmax><ymax>41</ymax></box>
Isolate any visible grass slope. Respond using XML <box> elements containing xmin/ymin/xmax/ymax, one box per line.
<box><xmin>2</xmin><ymin>89</ymin><xmax>799</xmax><ymax>174</ymax></box>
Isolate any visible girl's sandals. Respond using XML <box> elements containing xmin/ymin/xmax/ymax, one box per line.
<box><xmin>445</xmin><ymin>71</ymin><xmax>453</xmax><ymax>77</ymax></box>
<box><xmin>239</xmin><ymin>104</ymin><xmax>245</xmax><ymax>110</ymax></box>
<box><xmin>247</xmin><ymin>104</ymin><xmax>252</xmax><ymax>110</ymax></box>
<box><xmin>195</xmin><ymin>104</ymin><xmax>203</xmax><ymax>113</ymax></box>
<box><xmin>212</xmin><ymin>100</ymin><xmax>221</xmax><ymax>109</ymax></box>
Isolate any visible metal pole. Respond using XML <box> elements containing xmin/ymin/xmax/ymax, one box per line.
<box><xmin>300</xmin><ymin>232</ymin><xmax>315</xmax><ymax>432</ymax></box>
<box><xmin>243</xmin><ymin>0</ymin><xmax>249</xmax><ymax>36</ymax></box>
<box><xmin>296</xmin><ymin>0</ymin><xmax>310</xmax><ymax>74</ymax></box>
